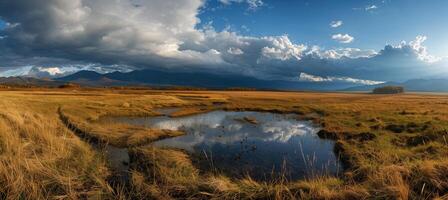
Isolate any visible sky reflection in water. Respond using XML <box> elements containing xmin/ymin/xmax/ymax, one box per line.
<box><xmin>117</xmin><ymin>111</ymin><xmax>340</xmax><ymax>180</ymax></box>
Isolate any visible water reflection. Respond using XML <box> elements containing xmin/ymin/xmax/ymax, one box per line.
<box><xmin>114</xmin><ymin>111</ymin><xmax>340</xmax><ymax>181</ymax></box>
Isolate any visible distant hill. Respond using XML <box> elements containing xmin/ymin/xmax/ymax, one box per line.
<box><xmin>344</xmin><ymin>79</ymin><xmax>448</xmax><ymax>92</ymax></box>
<box><xmin>55</xmin><ymin>70</ymin><xmax>126</xmax><ymax>86</ymax></box>
<box><xmin>56</xmin><ymin>69</ymin><xmax>370</xmax><ymax>91</ymax></box>
<box><xmin>0</xmin><ymin>77</ymin><xmax>64</xmax><ymax>87</ymax></box>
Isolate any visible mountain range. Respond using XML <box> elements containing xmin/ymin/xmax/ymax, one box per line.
<box><xmin>0</xmin><ymin>76</ymin><xmax>63</xmax><ymax>87</ymax></box>
<box><xmin>1</xmin><ymin>69</ymin><xmax>448</xmax><ymax>92</ymax></box>
<box><xmin>55</xmin><ymin>69</ymin><xmax>367</xmax><ymax>91</ymax></box>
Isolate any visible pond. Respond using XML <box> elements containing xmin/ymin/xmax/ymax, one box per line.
<box><xmin>112</xmin><ymin>110</ymin><xmax>340</xmax><ymax>181</ymax></box>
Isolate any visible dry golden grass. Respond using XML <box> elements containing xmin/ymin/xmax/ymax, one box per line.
<box><xmin>129</xmin><ymin>146</ymin><xmax>200</xmax><ymax>198</ymax></box>
<box><xmin>0</xmin><ymin>94</ymin><xmax>112</xmax><ymax>199</ymax></box>
<box><xmin>59</xmin><ymin>107</ymin><xmax>184</xmax><ymax>147</ymax></box>
<box><xmin>1</xmin><ymin>88</ymin><xmax>448</xmax><ymax>199</ymax></box>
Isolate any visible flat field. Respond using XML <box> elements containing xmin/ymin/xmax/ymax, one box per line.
<box><xmin>0</xmin><ymin>88</ymin><xmax>447</xmax><ymax>199</ymax></box>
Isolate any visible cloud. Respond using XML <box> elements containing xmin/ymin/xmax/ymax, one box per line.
<box><xmin>0</xmin><ymin>66</ymin><xmax>34</xmax><ymax>77</ymax></box>
<box><xmin>306</xmin><ymin>46</ymin><xmax>377</xmax><ymax>59</ymax></box>
<box><xmin>0</xmin><ymin>1</ymin><xmax>446</xmax><ymax>83</ymax></box>
<box><xmin>299</xmin><ymin>72</ymin><xmax>385</xmax><ymax>85</ymax></box>
<box><xmin>218</xmin><ymin>0</ymin><xmax>264</xmax><ymax>10</ymax></box>
<box><xmin>365</xmin><ymin>5</ymin><xmax>378</xmax><ymax>11</ymax></box>
<box><xmin>330</xmin><ymin>20</ymin><xmax>343</xmax><ymax>28</ymax></box>
<box><xmin>247</xmin><ymin>0</ymin><xmax>264</xmax><ymax>10</ymax></box>
<box><xmin>36</xmin><ymin>67</ymin><xmax>63</xmax><ymax>76</ymax></box>
<box><xmin>0</xmin><ymin>0</ymin><xmax>214</xmax><ymax>68</ymax></box>
<box><xmin>408</xmin><ymin>35</ymin><xmax>440</xmax><ymax>63</ymax></box>
<box><xmin>374</xmin><ymin>35</ymin><xmax>441</xmax><ymax>64</ymax></box>
<box><xmin>150</xmin><ymin>111</ymin><xmax>317</xmax><ymax>148</ymax></box>
<box><xmin>219</xmin><ymin>0</ymin><xmax>240</xmax><ymax>5</ymax></box>
<box><xmin>0</xmin><ymin>55</ymin><xmax>135</xmax><ymax>78</ymax></box>
<box><xmin>259</xmin><ymin>35</ymin><xmax>306</xmax><ymax>61</ymax></box>
<box><xmin>227</xmin><ymin>47</ymin><xmax>244</xmax><ymax>55</ymax></box>
<box><xmin>332</xmin><ymin>34</ymin><xmax>354</xmax><ymax>43</ymax></box>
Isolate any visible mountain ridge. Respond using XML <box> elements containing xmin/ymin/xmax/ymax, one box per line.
<box><xmin>0</xmin><ymin>76</ymin><xmax>64</xmax><ymax>87</ymax></box>
<box><xmin>55</xmin><ymin>69</ymin><xmax>369</xmax><ymax>91</ymax></box>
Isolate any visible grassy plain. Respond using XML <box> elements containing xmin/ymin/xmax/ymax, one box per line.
<box><xmin>0</xmin><ymin>88</ymin><xmax>447</xmax><ymax>199</ymax></box>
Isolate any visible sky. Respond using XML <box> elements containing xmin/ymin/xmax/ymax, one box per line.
<box><xmin>200</xmin><ymin>0</ymin><xmax>448</xmax><ymax>55</ymax></box>
<box><xmin>0</xmin><ymin>0</ymin><xmax>447</xmax><ymax>84</ymax></box>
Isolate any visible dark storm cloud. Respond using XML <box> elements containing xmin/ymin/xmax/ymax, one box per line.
<box><xmin>0</xmin><ymin>0</ymin><xmax>215</xmax><ymax>68</ymax></box>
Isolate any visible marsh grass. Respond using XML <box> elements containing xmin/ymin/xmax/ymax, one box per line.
<box><xmin>61</xmin><ymin>109</ymin><xmax>183</xmax><ymax>147</ymax></box>
<box><xmin>0</xmin><ymin>106</ymin><xmax>111</xmax><ymax>199</ymax></box>
<box><xmin>1</xmin><ymin>89</ymin><xmax>448</xmax><ymax>199</ymax></box>
<box><xmin>128</xmin><ymin>145</ymin><xmax>351</xmax><ymax>199</ymax></box>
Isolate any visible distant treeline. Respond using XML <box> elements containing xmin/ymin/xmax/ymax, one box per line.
<box><xmin>372</xmin><ymin>86</ymin><xmax>405</xmax><ymax>94</ymax></box>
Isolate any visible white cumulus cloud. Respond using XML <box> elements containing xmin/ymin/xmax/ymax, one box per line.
<box><xmin>332</xmin><ymin>34</ymin><xmax>354</xmax><ymax>43</ymax></box>
<box><xmin>259</xmin><ymin>35</ymin><xmax>306</xmax><ymax>61</ymax></box>
<box><xmin>408</xmin><ymin>35</ymin><xmax>440</xmax><ymax>63</ymax></box>
<box><xmin>37</xmin><ymin>67</ymin><xmax>63</xmax><ymax>76</ymax></box>
<box><xmin>227</xmin><ymin>47</ymin><xmax>244</xmax><ymax>55</ymax></box>
<box><xmin>306</xmin><ymin>46</ymin><xmax>377</xmax><ymax>59</ymax></box>
<box><xmin>330</xmin><ymin>20</ymin><xmax>343</xmax><ymax>28</ymax></box>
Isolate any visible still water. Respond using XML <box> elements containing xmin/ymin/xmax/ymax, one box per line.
<box><xmin>114</xmin><ymin>110</ymin><xmax>340</xmax><ymax>181</ymax></box>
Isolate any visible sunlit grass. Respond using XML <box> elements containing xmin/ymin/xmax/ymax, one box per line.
<box><xmin>0</xmin><ymin>89</ymin><xmax>448</xmax><ymax>199</ymax></box>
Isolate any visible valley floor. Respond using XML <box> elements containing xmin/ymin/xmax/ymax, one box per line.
<box><xmin>0</xmin><ymin>88</ymin><xmax>447</xmax><ymax>199</ymax></box>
